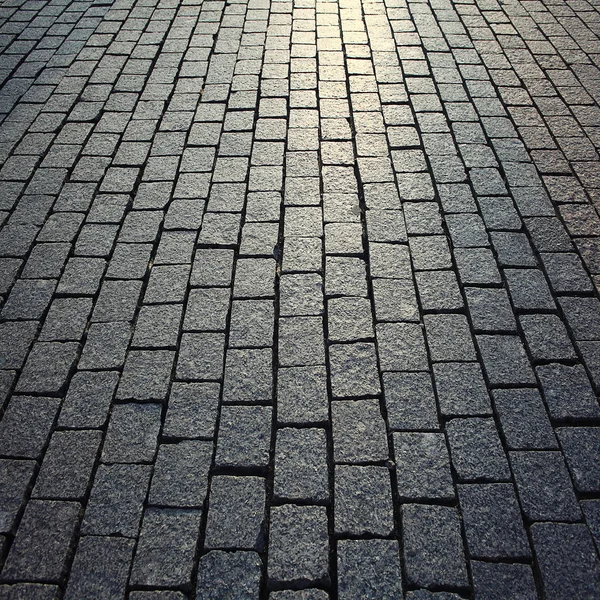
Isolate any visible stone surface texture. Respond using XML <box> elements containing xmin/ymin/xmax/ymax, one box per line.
<box><xmin>0</xmin><ymin>0</ymin><xmax>599</xmax><ymax>596</ymax></box>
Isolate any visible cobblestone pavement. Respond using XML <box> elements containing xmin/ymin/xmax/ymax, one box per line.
<box><xmin>2</xmin><ymin>0</ymin><xmax>600</xmax><ymax>597</ymax></box>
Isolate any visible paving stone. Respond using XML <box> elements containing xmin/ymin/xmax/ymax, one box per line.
<box><xmin>329</xmin><ymin>342</ymin><xmax>380</xmax><ymax>398</ymax></box>
<box><xmin>531</xmin><ymin>523</ymin><xmax>600</xmax><ymax>600</ymax></box>
<box><xmin>446</xmin><ymin>418</ymin><xmax>510</xmax><ymax>481</ymax></box>
<box><xmin>149</xmin><ymin>440</ymin><xmax>212</xmax><ymax>508</ymax></box>
<box><xmin>184</xmin><ymin>288</ymin><xmax>230</xmax><ymax>331</ymax></box>
<box><xmin>402</xmin><ymin>504</ymin><xmax>468</xmax><ymax>589</ymax></box>
<box><xmin>559</xmin><ymin>297</ymin><xmax>600</xmax><ymax>340</ymax></box>
<box><xmin>520</xmin><ymin>314</ymin><xmax>576</xmax><ymax>361</ymax></box>
<box><xmin>424</xmin><ymin>314</ymin><xmax>476</xmax><ymax>362</ymax></box>
<box><xmin>382</xmin><ymin>371</ymin><xmax>439</xmax><ymax>430</ymax></box>
<box><xmin>542</xmin><ymin>252</ymin><xmax>594</xmax><ymax>293</ymax></box>
<box><xmin>279</xmin><ymin>316</ymin><xmax>325</xmax><ymax>367</ymax></box>
<box><xmin>0</xmin><ymin>396</ymin><xmax>60</xmax><ymax>459</ymax></box>
<box><xmin>280</xmin><ymin>273</ymin><xmax>324</xmax><ymax>317</ymax></box>
<box><xmin>197</xmin><ymin>551</ymin><xmax>262</xmax><ymax>599</ymax></box>
<box><xmin>59</xmin><ymin>371</ymin><xmax>119</xmax><ymax>429</ymax></box>
<box><xmin>82</xmin><ymin>463</ymin><xmax>151</xmax><ymax>538</ymax></box>
<box><xmin>117</xmin><ymin>350</ymin><xmax>174</xmax><ymax>401</ymax></box>
<box><xmin>92</xmin><ymin>279</ymin><xmax>143</xmax><ymax>322</ymax></box>
<box><xmin>16</xmin><ymin>341</ymin><xmax>79</xmax><ymax>394</ymax></box>
<box><xmin>0</xmin><ymin>584</ymin><xmax>60</xmax><ymax>600</ymax></box>
<box><xmin>0</xmin><ymin>321</ymin><xmax>38</xmax><ymax>370</ymax></box>
<box><xmin>465</xmin><ymin>287</ymin><xmax>516</xmax><ymax>332</ymax></box>
<box><xmin>277</xmin><ymin>366</ymin><xmax>328</xmax><ymax>424</ymax></box>
<box><xmin>215</xmin><ymin>405</ymin><xmax>272</xmax><ymax>468</ymax></box>
<box><xmin>476</xmin><ymin>335</ymin><xmax>535</xmax><ymax>386</ymax></box>
<box><xmin>229</xmin><ymin>300</ymin><xmax>274</xmax><ymax>348</ymax></box>
<box><xmin>130</xmin><ymin>508</ymin><xmax>201</xmax><ymax>588</ymax></box>
<box><xmin>2</xmin><ymin>500</ymin><xmax>80</xmax><ymax>582</ymax></box>
<box><xmin>557</xmin><ymin>427</ymin><xmax>600</xmax><ymax>494</ymax></box>
<box><xmin>274</xmin><ymin>428</ymin><xmax>328</xmax><ymax>502</ymax></box>
<box><xmin>332</xmin><ymin>399</ymin><xmax>387</xmax><ymax>463</ymax></box>
<box><xmin>372</xmin><ymin>278</ymin><xmax>419</xmax><ymax>322</ymax></box>
<box><xmin>454</xmin><ymin>247</ymin><xmax>501</xmax><ymax>285</ymax></box>
<box><xmin>39</xmin><ymin>297</ymin><xmax>93</xmax><ymax>342</ymax></box>
<box><xmin>33</xmin><ymin>430</ymin><xmax>101</xmax><ymax>500</ymax></box>
<box><xmin>471</xmin><ymin>562</ymin><xmax>537</xmax><ymax>600</ymax></box>
<box><xmin>458</xmin><ymin>484</ymin><xmax>530</xmax><ymax>559</ymax></box>
<box><xmin>0</xmin><ymin>459</ymin><xmax>36</xmax><ymax>534</ymax></box>
<box><xmin>394</xmin><ymin>432</ymin><xmax>454</xmax><ymax>500</ymax></box>
<box><xmin>64</xmin><ymin>536</ymin><xmax>134</xmax><ymax>600</ymax></box>
<box><xmin>335</xmin><ymin>465</ymin><xmax>394</xmax><ymax>537</ymax></box>
<box><xmin>368</xmin><ymin>245</ymin><xmax>411</xmax><ymax>282</ymax></box>
<box><xmin>510</xmin><ymin>451</ymin><xmax>581</xmax><ymax>522</ymax></box>
<box><xmin>418</xmin><ymin>271</ymin><xmax>463</xmax><ymax>310</ymax></box>
<box><xmin>536</xmin><ymin>364</ymin><xmax>600</xmax><ymax>421</ymax></box>
<box><xmin>337</xmin><ymin>539</ymin><xmax>402</xmax><ymax>600</ymax></box>
<box><xmin>176</xmin><ymin>333</ymin><xmax>225</xmax><ymax>380</ymax></box>
<box><xmin>101</xmin><ymin>403</ymin><xmax>161</xmax><ymax>464</ymax></box>
<box><xmin>268</xmin><ymin>504</ymin><xmax>329</xmax><ymax>586</ymax></box>
<box><xmin>493</xmin><ymin>388</ymin><xmax>556</xmax><ymax>450</ymax></box>
<box><xmin>191</xmin><ymin>249</ymin><xmax>234</xmax><ymax>287</ymax></box>
<box><xmin>270</xmin><ymin>592</ymin><xmax>328</xmax><ymax>600</ymax></box>
<box><xmin>205</xmin><ymin>476</ymin><xmax>266</xmax><ymax>550</ymax></box>
<box><xmin>582</xmin><ymin>500</ymin><xmax>600</xmax><ymax>552</ymax></box>
<box><xmin>377</xmin><ymin>321</ymin><xmax>428</xmax><ymax>371</ymax></box>
<box><xmin>433</xmin><ymin>362</ymin><xmax>491</xmax><ymax>417</ymax></box>
<box><xmin>504</xmin><ymin>268</ymin><xmax>555</xmax><ymax>311</ymax></box>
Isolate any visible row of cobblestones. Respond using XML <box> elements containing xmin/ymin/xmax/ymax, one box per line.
<box><xmin>0</xmin><ymin>0</ymin><xmax>600</xmax><ymax>597</ymax></box>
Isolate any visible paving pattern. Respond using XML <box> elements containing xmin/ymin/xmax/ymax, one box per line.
<box><xmin>1</xmin><ymin>0</ymin><xmax>600</xmax><ymax>597</ymax></box>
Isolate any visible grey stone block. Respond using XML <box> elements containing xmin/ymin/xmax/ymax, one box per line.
<box><xmin>277</xmin><ymin>366</ymin><xmax>328</xmax><ymax>424</ymax></box>
<box><xmin>59</xmin><ymin>371</ymin><xmax>119</xmax><ymax>429</ymax></box>
<box><xmin>446</xmin><ymin>418</ymin><xmax>510</xmax><ymax>481</ymax></box>
<box><xmin>64</xmin><ymin>536</ymin><xmax>134</xmax><ymax>600</ymax></box>
<box><xmin>268</xmin><ymin>504</ymin><xmax>329</xmax><ymax>585</ymax></box>
<box><xmin>383</xmin><ymin>372</ymin><xmax>439</xmax><ymax>430</ymax></box>
<box><xmin>33</xmin><ymin>430</ymin><xmax>102</xmax><ymax>500</ymax></box>
<box><xmin>130</xmin><ymin>508</ymin><xmax>201</xmax><ymax>587</ymax></box>
<box><xmin>335</xmin><ymin>465</ymin><xmax>394</xmax><ymax>536</ymax></box>
<box><xmin>433</xmin><ymin>362</ymin><xmax>491</xmax><ymax>416</ymax></box>
<box><xmin>332</xmin><ymin>399</ymin><xmax>388</xmax><ymax>463</ymax></box>
<box><xmin>16</xmin><ymin>342</ymin><xmax>79</xmax><ymax>394</ymax></box>
<box><xmin>149</xmin><ymin>440</ymin><xmax>212</xmax><ymax>507</ymax></box>
<box><xmin>163</xmin><ymin>382</ymin><xmax>220</xmax><ymax>439</ymax></box>
<box><xmin>493</xmin><ymin>388</ymin><xmax>556</xmax><ymax>450</ymax></box>
<box><xmin>274</xmin><ymin>428</ymin><xmax>328</xmax><ymax>502</ymax></box>
<box><xmin>215</xmin><ymin>405</ymin><xmax>272</xmax><ymax>468</ymax></box>
<box><xmin>402</xmin><ymin>504</ymin><xmax>468</xmax><ymax>588</ymax></box>
<box><xmin>510</xmin><ymin>451</ymin><xmax>581</xmax><ymax>522</ymax></box>
<box><xmin>197</xmin><ymin>551</ymin><xmax>262</xmax><ymax>599</ymax></box>
<box><xmin>471</xmin><ymin>562</ymin><xmax>537</xmax><ymax>600</ymax></box>
<box><xmin>82</xmin><ymin>464</ymin><xmax>151</xmax><ymax>537</ymax></box>
<box><xmin>536</xmin><ymin>364</ymin><xmax>600</xmax><ymax>421</ymax></box>
<box><xmin>394</xmin><ymin>432</ymin><xmax>454</xmax><ymax>500</ymax></box>
<box><xmin>0</xmin><ymin>459</ymin><xmax>36</xmax><ymax>534</ymax></box>
<box><xmin>532</xmin><ymin>523</ymin><xmax>600</xmax><ymax>600</ymax></box>
<box><xmin>205</xmin><ymin>476</ymin><xmax>266</xmax><ymax>550</ymax></box>
<box><xmin>2</xmin><ymin>500</ymin><xmax>80</xmax><ymax>582</ymax></box>
<box><xmin>337</xmin><ymin>539</ymin><xmax>403</xmax><ymax>600</ymax></box>
<box><xmin>0</xmin><ymin>396</ymin><xmax>60</xmax><ymax>459</ymax></box>
<box><xmin>458</xmin><ymin>484</ymin><xmax>530</xmax><ymax>559</ymax></box>
<box><xmin>102</xmin><ymin>403</ymin><xmax>162</xmax><ymax>463</ymax></box>
<box><xmin>557</xmin><ymin>427</ymin><xmax>600</xmax><ymax>493</ymax></box>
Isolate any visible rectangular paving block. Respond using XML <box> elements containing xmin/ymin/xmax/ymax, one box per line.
<box><xmin>268</xmin><ymin>504</ymin><xmax>329</xmax><ymax>586</ymax></box>
<box><xmin>130</xmin><ymin>508</ymin><xmax>201</xmax><ymax>588</ymax></box>
<box><xmin>2</xmin><ymin>500</ymin><xmax>80</xmax><ymax>582</ymax></box>
<box><xmin>402</xmin><ymin>504</ymin><xmax>468</xmax><ymax>589</ymax></box>
<box><xmin>204</xmin><ymin>476</ymin><xmax>266</xmax><ymax>551</ymax></box>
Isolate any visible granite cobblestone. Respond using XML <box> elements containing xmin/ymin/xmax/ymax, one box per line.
<box><xmin>1</xmin><ymin>0</ymin><xmax>600</xmax><ymax>595</ymax></box>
